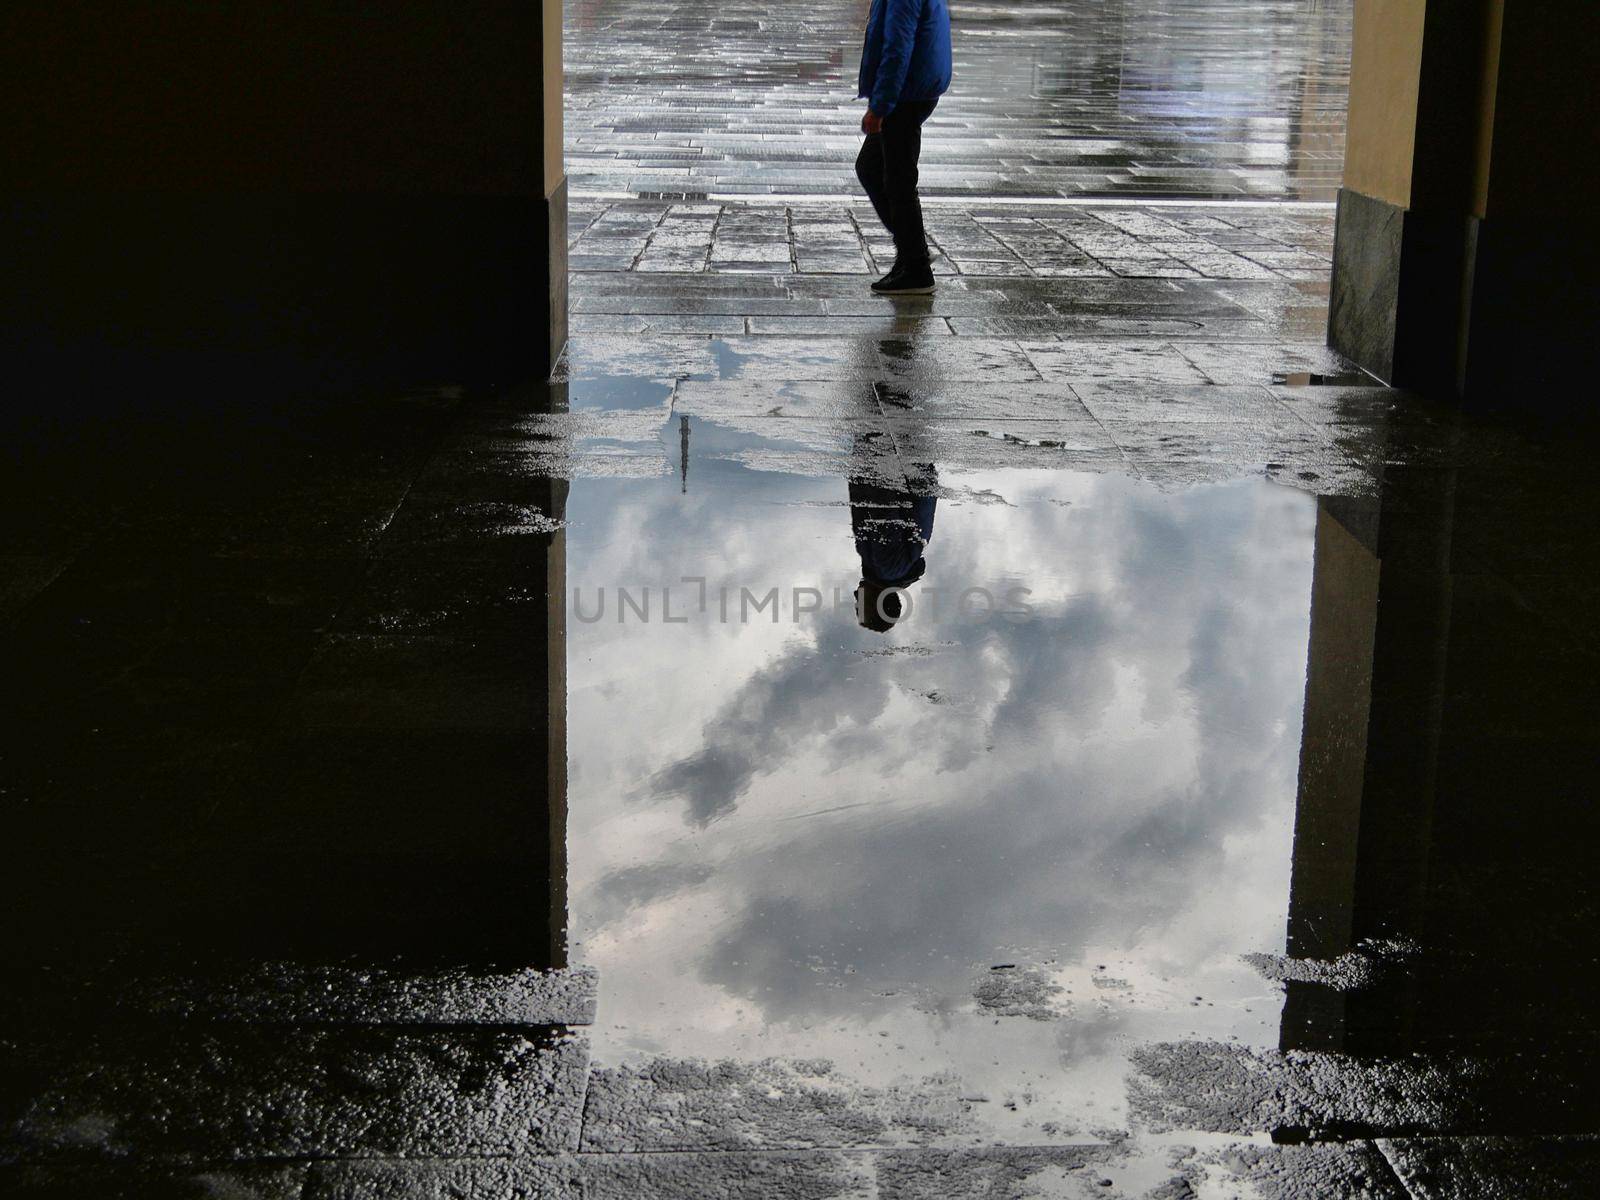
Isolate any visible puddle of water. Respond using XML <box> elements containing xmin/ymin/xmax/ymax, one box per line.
<box><xmin>564</xmin><ymin>412</ymin><xmax>1316</xmax><ymax>1141</ymax></box>
<box><xmin>567</xmin><ymin>376</ymin><xmax>675</xmax><ymax>410</ymax></box>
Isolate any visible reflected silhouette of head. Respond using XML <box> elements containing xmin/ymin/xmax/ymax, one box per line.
<box><xmin>855</xmin><ymin>580</ymin><xmax>905</xmax><ymax>633</ymax></box>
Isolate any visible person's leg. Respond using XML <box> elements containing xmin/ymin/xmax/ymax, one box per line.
<box><xmin>881</xmin><ymin>100</ymin><xmax>937</xmax><ymax>268</ymax></box>
<box><xmin>855</xmin><ymin>133</ymin><xmax>894</xmax><ymax>248</ymax></box>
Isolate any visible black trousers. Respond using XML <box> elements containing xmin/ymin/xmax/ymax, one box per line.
<box><xmin>855</xmin><ymin>98</ymin><xmax>939</xmax><ymax>268</ymax></box>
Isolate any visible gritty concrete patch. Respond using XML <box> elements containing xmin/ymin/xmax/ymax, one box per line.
<box><xmin>1203</xmin><ymin>1141</ymin><xmax>1406</xmax><ymax>1200</ymax></box>
<box><xmin>1128</xmin><ymin>1040</ymin><xmax>1597</xmax><ymax>1139</ymax></box>
<box><xmin>9</xmin><ymin>1028</ymin><xmax>588</xmax><ymax>1163</ymax></box>
<box><xmin>120</xmin><ymin>963</ymin><xmax>598</xmax><ymax>1025</ymax></box>
<box><xmin>1378</xmin><ymin>1135</ymin><xmax>1600</xmax><ymax>1199</ymax></box>
<box><xmin>309</xmin><ymin>1151</ymin><xmax>873</xmax><ymax>1200</ymax></box>
<box><xmin>0</xmin><ymin>1163</ymin><xmax>308</xmax><ymax>1199</ymax></box>
<box><xmin>1143</xmin><ymin>1176</ymin><xmax>1200</xmax><ymax>1200</ymax></box>
<box><xmin>578</xmin><ymin>1057</ymin><xmax>975</xmax><ymax>1151</ymax></box>
<box><xmin>579</xmin><ymin>1150</ymin><xmax>874</xmax><ymax>1199</ymax></box>
<box><xmin>1128</xmin><ymin>1041</ymin><xmax>1463</xmax><ymax>1138</ymax></box>
<box><xmin>873</xmin><ymin>1145</ymin><xmax>1110</xmax><ymax>1199</ymax></box>
<box><xmin>972</xmin><ymin>964</ymin><xmax>1069</xmax><ymax>1021</ymax></box>
<box><xmin>305</xmin><ymin>1157</ymin><xmax>576</xmax><ymax>1200</ymax></box>
<box><xmin>1241</xmin><ymin>939</ymin><xmax>1420</xmax><ymax>993</ymax></box>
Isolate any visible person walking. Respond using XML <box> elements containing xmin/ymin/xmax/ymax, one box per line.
<box><xmin>855</xmin><ymin>0</ymin><xmax>952</xmax><ymax>295</ymax></box>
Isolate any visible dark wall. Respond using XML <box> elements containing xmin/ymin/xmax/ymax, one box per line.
<box><xmin>1481</xmin><ymin>3</ymin><xmax>1600</xmax><ymax>223</ymax></box>
<box><xmin>5</xmin><ymin>3</ymin><xmax>546</xmax><ymax>193</ymax></box>
<box><xmin>1462</xmin><ymin>1</ymin><xmax>1600</xmax><ymax>408</ymax></box>
<box><xmin>1285</xmin><ymin>469</ymin><xmax>1600</xmax><ymax>1058</ymax></box>
<box><xmin>2</xmin><ymin>3</ymin><xmax>562</xmax><ymax>388</ymax></box>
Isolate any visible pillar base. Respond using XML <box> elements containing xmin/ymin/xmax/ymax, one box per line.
<box><xmin>1329</xmin><ymin>188</ymin><xmax>1405</xmax><ymax>383</ymax></box>
<box><xmin>1332</xmin><ymin>185</ymin><xmax>1599</xmax><ymax>412</ymax></box>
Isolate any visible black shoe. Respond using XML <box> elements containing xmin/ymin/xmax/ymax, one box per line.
<box><xmin>871</xmin><ymin>260</ymin><xmax>936</xmax><ymax>295</ymax></box>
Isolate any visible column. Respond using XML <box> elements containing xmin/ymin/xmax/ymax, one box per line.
<box><xmin>1330</xmin><ymin>1</ymin><xmax>1599</xmax><ymax>407</ymax></box>
<box><xmin>1</xmin><ymin>2</ymin><xmax>568</xmax><ymax>386</ymax></box>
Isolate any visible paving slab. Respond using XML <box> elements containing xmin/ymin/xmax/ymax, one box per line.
<box><xmin>7</xmin><ymin>1028</ymin><xmax>589</xmax><ymax>1163</ymax></box>
<box><xmin>873</xmin><ymin>1146</ymin><xmax>1114</xmax><ymax>1200</ymax></box>
<box><xmin>572</xmin><ymin>313</ymin><xmax>747</xmax><ymax>335</ymax></box>
<box><xmin>574</xmin><ymin>293</ymin><xmax>825</xmax><ymax>316</ymax></box>
<box><xmin>876</xmin><ymin>380</ymin><xmax>1092</xmax><ymax>421</ymax></box>
<box><xmin>0</xmin><ymin>1163</ymin><xmax>309</xmax><ymax>1200</ymax></box>
<box><xmin>554</xmin><ymin>335</ymin><xmax>724</xmax><ymax>381</ymax></box>
<box><xmin>1193</xmin><ymin>1142</ymin><xmax>1407</xmax><ymax>1200</ymax></box>
<box><xmin>307</xmin><ymin>1152</ymin><xmax>873</xmax><ymax>1200</ymax></box>
<box><xmin>118</xmin><ymin>964</ymin><xmax>598</xmax><ymax>1026</ymax></box>
<box><xmin>569</xmin><ymin>0</ymin><xmax>1343</xmax><ymax>205</ymax></box>
<box><xmin>1074</xmin><ymin>384</ymin><xmax>1299</xmax><ymax>425</ymax></box>
<box><xmin>874</xmin><ymin>337</ymin><xmax>1044</xmax><ymax>383</ymax></box>
<box><xmin>1019</xmin><ymin>341</ymin><xmax>1213</xmax><ymax>387</ymax></box>
<box><xmin>578</xmin><ymin>1058</ymin><xmax>979</xmax><ymax>1152</ymax></box>
<box><xmin>886</xmin><ymin>419</ymin><xmax>1125</xmax><ymax>471</ymax></box>
<box><xmin>1176</xmin><ymin>341</ymin><xmax>1361</xmax><ymax>386</ymax></box>
<box><xmin>1101</xmin><ymin>422</ymin><xmax>1333</xmax><ymax>468</ymax></box>
<box><xmin>1128</xmin><ymin>1041</ymin><xmax>1600</xmax><ymax>1140</ymax></box>
<box><xmin>746</xmin><ymin>316</ymin><xmax>955</xmax><ymax>337</ymax></box>
<box><xmin>305</xmin><ymin>1158</ymin><xmax>574</xmax><ymax>1200</ymax></box>
<box><xmin>673</xmin><ymin>379</ymin><xmax>880</xmax><ymax>418</ymax></box>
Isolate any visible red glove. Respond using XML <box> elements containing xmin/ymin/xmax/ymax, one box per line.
<box><xmin>862</xmin><ymin>110</ymin><xmax>884</xmax><ymax>135</ymax></box>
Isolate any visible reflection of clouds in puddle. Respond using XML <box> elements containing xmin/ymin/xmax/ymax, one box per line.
<box><xmin>568</xmin><ymin>460</ymin><xmax>1314</xmax><ymax>1135</ymax></box>
<box><xmin>584</xmin><ymin>859</ymin><xmax>715</xmax><ymax>930</ymax></box>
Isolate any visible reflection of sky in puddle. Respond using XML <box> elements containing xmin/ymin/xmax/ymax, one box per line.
<box><xmin>567</xmin><ymin>417</ymin><xmax>1315</xmax><ymax>1141</ymax></box>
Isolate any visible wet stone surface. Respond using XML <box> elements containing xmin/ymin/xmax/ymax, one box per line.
<box><xmin>565</xmin><ymin>457</ymin><xmax>1318</xmax><ymax>1152</ymax></box>
<box><xmin>0</xmin><ymin>1164</ymin><xmax>310</xmax><ymax>1200</ymax></box>
<box><xmin>9</xmin><ymin>337</ymin><xmax>1600</xmax><ymax>1195</ymax></box>
<box><xmin>7</xmin><ymin>156</ymin><xmax>1600</xmax><ymax>1200</ymax></box>
<box><xmin>567</xmin><ymin>0</ymin><xmax>1352</xmax><ymax>199</ymax></box>
<box><xmin>0</xmin><ymin>0</ymin><xmax>1590</xmax><ymax>1195</ymax></box>
<box><xmin>117</xmin><ymin>964</ymin><xmax>599</xmax><ymax>1026</ymax></box>
<box><xmin>569</xmin><ymin>200</ymin><xmax>1336</xmax><ymax>282</ymax></box>
<box><xmin>1126</xmin><ymin>1041</ymin><xmax>1600</xmax><ymax>1140</ymax></box>
<box><xmin>11</xmin><ymin>1027</ymin><xmax>588</xmax><ymax>1163</ymax></box>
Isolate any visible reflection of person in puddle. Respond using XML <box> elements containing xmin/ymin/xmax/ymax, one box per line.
<box><xmin>851</xmin><ymin>472</ymin><xmax>936</xmax><ymax>632</ymax></box>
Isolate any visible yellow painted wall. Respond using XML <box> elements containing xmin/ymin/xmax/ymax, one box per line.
<box><xmin>1343</xmin><ymin>0</ymin><xmax>1428</xmax><ymax>206</ymax></box>
<box><xmin>1470</xmin><ymin>0</ymin><xmax>1503</xmax><ymax>217</ymax></box>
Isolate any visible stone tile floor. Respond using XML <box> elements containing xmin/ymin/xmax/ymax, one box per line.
<box><xmin>566</xmin><ymin>0</ymin><xmax>1352</xmax><ymax>199</ymax></box>
<box><xmin>6</xmin><ymin>194</ymin><xmax>1600</xmax><ymax>1197</ymax></box>
<box><xmin>569</xmin><ymin>199</ymin><xmax>1335</xmax><ymax>281</ymax></box>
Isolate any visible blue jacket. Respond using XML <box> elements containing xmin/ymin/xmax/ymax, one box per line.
<box><xmin>857</xmin><ymin>0</ymin><xmax>952</xmax><ymax>117</ymax></box>
<box><xmin>850</xmin><ymin>479</ymin><xmax>936</xmax><ymax>586</ymax></box>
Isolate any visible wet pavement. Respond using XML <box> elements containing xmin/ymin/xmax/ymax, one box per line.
<box><xmin>569</xmin><ymin>200</ymin><xmax>1335</xmax><ymax>281</ymax></box>
<box><xmin>5</xmin><ymin>8</ymin><xmax>1600</xmax><ymax>1184</ymax></box>
<box><xmin>6</xmin><ymin>215</ymin><xmax>1600</xmax><ymax>1195</ymax></box>
<box><xmin>566</xmin><ymin>0</ymin><xmax>1352</xmax><ymax>199</ymax></box>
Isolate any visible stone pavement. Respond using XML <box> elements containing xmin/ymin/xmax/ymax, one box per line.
<box><xmin>6</xmin><ymin>185</ymin><xmax>1600</xmax><ymax>1198</ymax></box>
<box><xmin>566</xmin><ymin>0</ymin><xmax>1352</xmax><ymax>199</ymax></box>
<box><xmin>569</xmin><ymin>199</ymin><xmax>1335</xmax><ymax>281</ymax></box>
<box><xmin>5</xmin><ymin>0</ymin><xmax>1597</xmax><ymax>1191</ymax></box>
